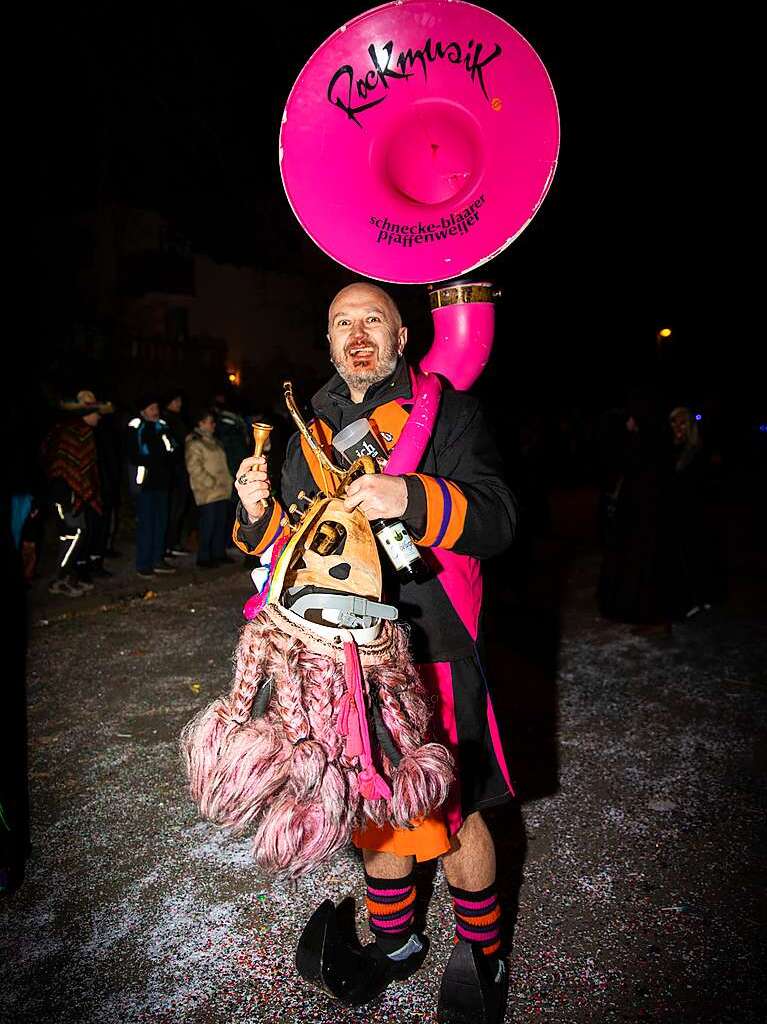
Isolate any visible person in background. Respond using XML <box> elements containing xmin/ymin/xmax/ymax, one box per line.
<box><xmin>185</xmin><ymin>409</ymin><xmax>234</xmax><ymax>569</ymax></box>
<box><xmin>162</xmin><ymin>390</ymin><xmax>192</xmax><ymax>558</ymax></box>
<box><xmin>126</xmin><ymin>394</ymin><xmax>178</xmax><ymax>579</ymax></box>
<box><xmin>597</xmin><ymin>398</ymin><xmax>671</xmax><ymax>632</ymax></box>
<box><xmin>668</xmin><ymin>406</ymin><xmax>712</xmax><ymax>618</ymax></box>
<box><xmin>87</xmin><ymin>401</ymin><xmax>123</xmax><ymax>577</ymax></box>
<box><xmin>42</xmin><ymin>390</ymin><xmax>113</xmax><ymax>596</ymax></box>
<box><xmin>211</xmin><ymin>390</ymin><xmax>249</xmax><ymax>546</ymax></box>
<box><xmin>10</xmin><ymin>400</ymin><xmax>47</xmax><ymax>586</ymax></box>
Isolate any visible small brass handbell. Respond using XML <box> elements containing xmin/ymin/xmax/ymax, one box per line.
<box><xmin>248</xmin><ymin>422</ymin><xmax>274</xmax><ymax>516</ymax></box>
<box><xmin>251</xmin><ymin>422</ymin><xmax>273</xmax><ymax>458</ymax></box>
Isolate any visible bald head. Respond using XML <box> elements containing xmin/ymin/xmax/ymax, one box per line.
<box><xmin>328</xmin><ymin>282</ymin><xmax>401</xmax><ymax>333</ymax></box>
<box><xmin>327</xmin><ymin>281</ymin><xmax>408</xmax><ymax>402</ymax></box>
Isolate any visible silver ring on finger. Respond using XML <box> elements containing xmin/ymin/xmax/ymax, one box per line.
<box><xmin>237</xmin><ymin>473</ymin><xmax>249</xmax><ymax>485</ymax></box>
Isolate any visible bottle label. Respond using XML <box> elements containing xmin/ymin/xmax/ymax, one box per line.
<box><xmin>376</xmin><ymin>522</ymin><xmax>420</xmax><ymax>571</ymax></box>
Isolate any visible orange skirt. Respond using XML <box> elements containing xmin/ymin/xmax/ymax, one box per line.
<box><xmin>352</xmin><ymin>813</ymin><xmax>451</xmax><ymax>861</ymax></box>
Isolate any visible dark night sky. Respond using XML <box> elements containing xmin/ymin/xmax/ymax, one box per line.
<box><xmin>39</xmin><ymin>2</ymin><xmax>730</xmax><ymax>410</ymax></box>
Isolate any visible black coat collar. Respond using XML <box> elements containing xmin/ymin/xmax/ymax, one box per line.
<box><xmin>311</xmin><ymin>358</ymin><xmax>413</xmax><ymax>431</ymax></box>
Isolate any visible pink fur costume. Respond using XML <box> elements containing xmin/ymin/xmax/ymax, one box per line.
<box><xmin>181</xmin><ymin>603</ymin><xmax>454</xmax><ymax>878</ymax></box>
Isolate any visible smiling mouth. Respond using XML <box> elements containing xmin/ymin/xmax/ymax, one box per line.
<box><xmin>347</xmin><ymin>347</ymin><xmax>375</xmax><ymax>360</ymax></box>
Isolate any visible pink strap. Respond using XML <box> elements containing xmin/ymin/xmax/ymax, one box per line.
<box><xmin>337</xmin><ymin>642</ymin><xmax>392</xmax><ymax>801</ymax></box>
<box><xmin>384</xmin><ymin>370</ymin><xmax>442</xmax><ymax>476</ymax></box>
<box><xmin>385</xmin><ymin>370</ymin><xmax>483</xmax><ymax>640</ymax></box>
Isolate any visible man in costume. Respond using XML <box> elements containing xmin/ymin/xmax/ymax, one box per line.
<box><xmin>231</xmin><ymin>281</ymin><xmax>517</xmax><ymax>1023</ymax></box>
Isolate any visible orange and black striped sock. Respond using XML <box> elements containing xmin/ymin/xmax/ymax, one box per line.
<box><xmin>448</xmin><ymin>882</ymin><xmax>502</xmax><ymax>958</ymax></box>
<box><xmin>365</xmin><ymin>870</ymin><xmax>417</xmax><ymax>955</ymax></box>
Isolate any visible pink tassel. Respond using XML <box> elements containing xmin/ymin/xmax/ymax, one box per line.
<box><xmin>242</xmin><ymin>592</ymin><xmax>265</xmax><ymax>621</ymax></box>
<box><xmin>358</xmin><ymin>765</ymin><xmax>393</xmax><ymax>801</ymax></box>
<box><xmin>342</xmin><ymin>642</ymin><xmax>392</xmax><ymax>801</ymax></box>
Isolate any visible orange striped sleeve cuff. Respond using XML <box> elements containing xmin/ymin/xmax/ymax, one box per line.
<box><xmin>405</xmin><ymin>473</ymin><xmax>468</xmax><ymax>549</ymax></box>
<box><xmin>232</xmin><ymin>498</ymin><xmax>286</xmax><ymax>556</ymax></box>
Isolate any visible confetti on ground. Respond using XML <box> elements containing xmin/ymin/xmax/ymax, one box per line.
<box><xmin>2</xmin><ymin>553</ymin><xmax>765</xmax><ymax>1023</ymax></box>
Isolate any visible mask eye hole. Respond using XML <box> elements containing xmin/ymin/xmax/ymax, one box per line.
<box><xmin>310</xmin><ymin>521</ymin><xmax>347</xmax><ymax>556</ymax></box>
<box><xmin>329</xmin><ymin>563</ymin><xmax>351</xmax><ymax>581</ymax></box>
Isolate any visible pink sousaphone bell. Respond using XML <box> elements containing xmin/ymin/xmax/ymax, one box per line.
<box><xmin>280</xmin><ymin>0</ymin><xmax>559</xmax><ymax>394</ymax></box>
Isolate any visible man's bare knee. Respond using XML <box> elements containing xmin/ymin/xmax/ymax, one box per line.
<box><xmin>442</xmin><ymin>812</ymin><xmax>496</xmax><ymax>890</ymax></box>
<box><xmin>362</xmin><ymin>848</ymin><xmax>415</xmax><ymax>879</ymax></box>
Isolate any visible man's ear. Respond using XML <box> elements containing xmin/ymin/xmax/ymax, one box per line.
<box><xmin>397</xmin><ymin>326</ymin><xmax>408</xmax><ymax>354</ymax></box>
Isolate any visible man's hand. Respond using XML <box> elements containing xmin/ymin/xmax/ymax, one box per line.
<box><xmin>234</xmin><ymin>455</ymin><xmax>271</xmax><ymax>522</ymax></box>
<box><xmin>343</xmin><ymin>474</ymin><xmax>407</xmax><ymax>521</ymax></box>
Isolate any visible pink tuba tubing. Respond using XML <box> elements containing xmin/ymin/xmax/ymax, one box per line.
<box><xmin>420</xmin><ymin>281</ymin><xmax>496</xmax><ymax>392</ymax></box>
<box><xmin>384</xmin><ymin>370</ymin><xmax>442</xmax><ymax>476</ymax></box>
<box><xmin>421</xmin><ymin>303</ymin><xmax>495</xmax><ymax>392</ymax></box>
<box><xmin>385</xmin><ymin>281</ymin><xmax>497</xmax><ymax>476</ymax></box>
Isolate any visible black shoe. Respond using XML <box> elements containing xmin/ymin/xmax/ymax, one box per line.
<box><xmin>438</xmin><ymin>942</ymin><xmax>508</xmax><ymax>1024</ymax></box>
<box><xmin>90</xmin><ymin>564</ymin><xmax>114</xmax><ymax>578</ymax></box>
<box><xmin>196</xmin><ymin>559</ymin><xmax>216</xmax><ymax>569</ymax></box>
<box><xmin>216</xmin><ymin>554</ymin><xmax>236</xmax><ymax>565</ymax></box>
<box><xmin>136</xmin><ymin>569</ymin><xmax>155</xmax><ymax>578</ymax></box>
<box><xmin>296</xmin><ymin>900</ymin><xmax>428</xmax><ymax>1007</ymax></box>
<box><xmin>153</xmin><ymin>560</ymin><xmax>177</xmax><ymax>575</ymax></box>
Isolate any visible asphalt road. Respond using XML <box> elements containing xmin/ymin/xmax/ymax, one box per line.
<box><xmin>2</xmin><ymin>517</ymin><xmax>765</xmax><ymax>1023</ymax></box>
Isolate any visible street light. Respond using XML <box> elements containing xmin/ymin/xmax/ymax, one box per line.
<box><xmin>658</xmin><ymin>327</ymin><xmax>672</xmax><ymax>338</ymax></box>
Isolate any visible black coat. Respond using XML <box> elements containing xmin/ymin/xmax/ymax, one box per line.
<box><xmin>125</xmin><ymin>416</ymin><xmax>178</xmax><ymax>493</ymax></box>
<box><xmin>235</xmin><ymin>359</ymin><xmax>518</xmax><ymax>662</ymax></box>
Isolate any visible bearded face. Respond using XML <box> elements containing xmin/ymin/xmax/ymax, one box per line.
<box><xmin>328</xmin><ymin>284</ymin><xmax>406</xmax><ymax>395</ymax></box>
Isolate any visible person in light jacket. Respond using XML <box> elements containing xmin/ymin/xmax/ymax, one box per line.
<box><xmin>185</xmin><ymin>410</ymin><xmax>234</xmax><ymax>568</ymax></box>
